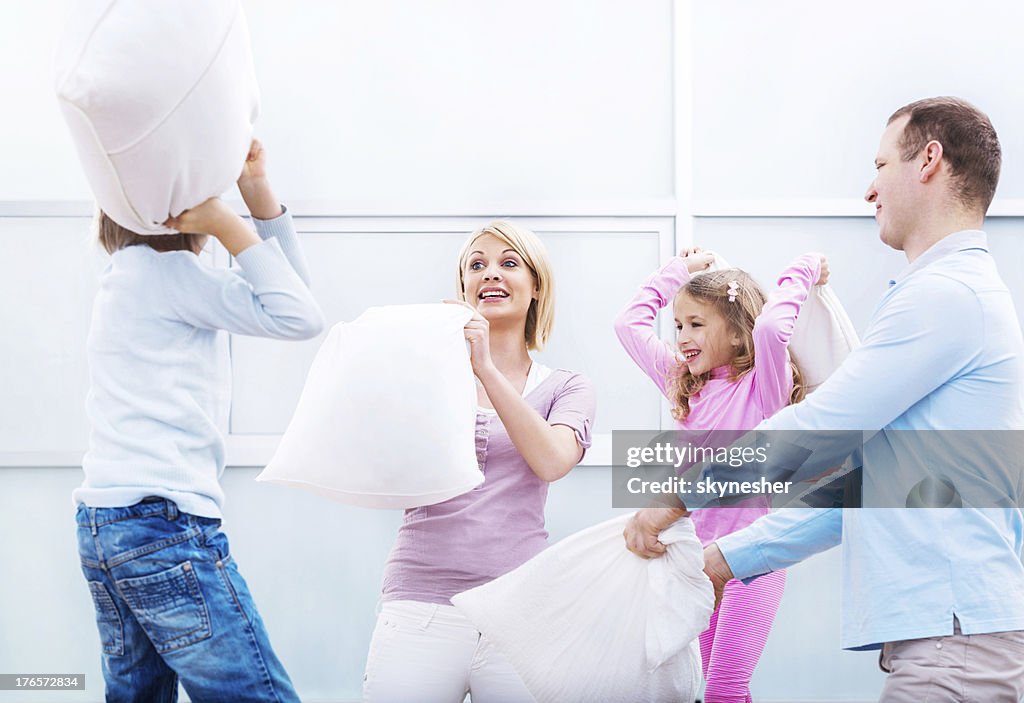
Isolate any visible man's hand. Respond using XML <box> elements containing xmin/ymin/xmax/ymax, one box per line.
<box><xmin>624</xmin><ymin>507</ymin><xmax>689</xmax><ymax>559</ymax></box>
<box><xmin>702</xmin><ymin>543</ymin><xmax>734</xmax><ymax>610</ymax></box>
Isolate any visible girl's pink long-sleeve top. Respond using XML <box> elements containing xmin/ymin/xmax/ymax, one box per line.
<box><xmin>614</xmin><ymin>254</ymin><xmax>821</xmax><ymax>544</ymax></box>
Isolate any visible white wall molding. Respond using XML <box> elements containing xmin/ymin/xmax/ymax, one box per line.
<box><xmin>692</xmin><ymin>198</ymin><xmax>1024</xmax><ymax>218</ymax></box>
<box><xmin>8</xmin><ymin>197</ymin><xmax>1024</xmax><ymax>220</ymax></box>
<box><xmin>0</xmin><ymin>199</ymin><xmax>679</xmax><ymax>219</ymax></box>
<box><xmin>0</xmin><ymin>452</ymin><xmax>86</xmax><ymax>468</ymax></box>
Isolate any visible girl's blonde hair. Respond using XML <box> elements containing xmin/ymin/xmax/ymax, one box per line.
<box><xmin>669</xmin><ymin>268</ymin><xmax>806</xmax><ymax>421</ymax></box>
<box><xmin>95</xmin><ymin>211</ymin><xmax>204</xmax><ymax>255</ymax></box>
<box><xmin>456</xmin><ymin>220</ymin><xmax>555</xmax><ymax>351</ymax></box>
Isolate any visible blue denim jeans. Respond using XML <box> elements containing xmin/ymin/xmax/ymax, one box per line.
<box><xmin>75</xmin><ymin>499</ymin><xmax>299</xmax><ymax>703</ymax></box>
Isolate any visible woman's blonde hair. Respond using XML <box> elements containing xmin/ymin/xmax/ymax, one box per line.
<box><xmin>456</xmin><ymin>220</ymin><xmax>555</xmax><ymax>350</ymax></box>
<box><xmin>95</xmin><ymin>211</ymin><xmax>204</xmax><ymax>255</ymax></box>
<box><xmin>669</xmin><ymin>268</ymin><xmax>806</xmax><ymax>421</ymax></box>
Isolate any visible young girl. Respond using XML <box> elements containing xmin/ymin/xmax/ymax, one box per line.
<box><xmin>362</xmin><ymin>221</ymin><xmax>596</xmax><ymax>703</ymax></box>
<box><xmin>74</xmin><ymin>140</ymin><xmax>322</xmax><ymax>702</ymax></box>
<box><xmin>616</xmin><ymin>246</ymin><xmax>827</xmax><ymax>703</ymax></box>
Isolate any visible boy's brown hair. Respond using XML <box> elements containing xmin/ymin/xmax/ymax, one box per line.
<box><xmin>96</xmin><ymin>211</ymin><xmax>204</xmax><ymax>255</ymax></box>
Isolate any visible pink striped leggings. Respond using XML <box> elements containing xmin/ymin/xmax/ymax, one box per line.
<box><xmin>698</xmin><ymin>569</ymin><xmax>786</xmax><ymax>703</ymax></box>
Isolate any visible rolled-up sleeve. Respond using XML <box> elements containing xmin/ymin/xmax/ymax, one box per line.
<box><xmin>547</xmin><ymin>372</ymin><xmax>597</xmax><ymax>456</ymax></box>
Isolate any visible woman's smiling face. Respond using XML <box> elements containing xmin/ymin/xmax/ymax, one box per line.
<box><xmin>462</xmin><ymin>233</ymin><xmax>537</xmax><ymax>325</ymax></box>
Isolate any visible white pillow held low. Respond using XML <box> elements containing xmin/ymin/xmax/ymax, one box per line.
<box><xmin>452</xmin><ymin>514</ymin><xmax>714</xmax><ymax>703</ymax></box>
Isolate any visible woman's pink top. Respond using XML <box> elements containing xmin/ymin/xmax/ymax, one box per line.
<box><xmin>614</xmin><ymin>254</ymin><xmax>820</xmax><ymax>544</ymax></box>
<box><xmin>382</xmin><ymin>367</ymin><xmax>596</xmax><ymax>604</ymax></box>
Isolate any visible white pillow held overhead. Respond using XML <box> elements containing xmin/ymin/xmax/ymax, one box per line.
<box><xmin>709</xmin><ymin>252</ymin><xmax>860</xmax><ymax>391</ymax></box>
<box><xmin>789</xmin><ymin>284</ymin><xmax>860</xmax><ymax>391</ymax></box>
<box><xmin>258</xmin><ymin>304</ymin><xmax>484</xmax><ymax>509</ymax></box>
<box><xmin>54</xmin><ymin>0</ymin><xmax>260</xmax><ymax>234</ymax></box>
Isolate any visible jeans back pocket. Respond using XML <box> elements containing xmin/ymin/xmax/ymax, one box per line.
<box><xmin>116</xmin><ymin>561</ymin><xmax>212</xmax><ymax>653</ymax></box>
<box><xmin>87</xmin><ymin>581</ymin><xmax>125</xmax><ymax>656</ymax></box>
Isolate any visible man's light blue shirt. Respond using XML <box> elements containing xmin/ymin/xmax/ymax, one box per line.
<box><xmin>714</xmin><ymin>231</ymin><xmax>1024</xmax><ymax>649</ymax></box>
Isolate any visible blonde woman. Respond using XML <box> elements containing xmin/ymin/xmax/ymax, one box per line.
<box><xmin>362</xmin><ymin>221</ymin><xmax>596</xmax><ymax>702</ymax></box>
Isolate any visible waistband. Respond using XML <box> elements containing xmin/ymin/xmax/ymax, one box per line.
<box><xmin>379</xmin><ymin>599</ymin><xmax>475</xmax><ymax>630</ymax></box>
<box><xmin>75</xmin><ymin>497</ymin><xmax>181</xmax><ymax>528</ymax></box>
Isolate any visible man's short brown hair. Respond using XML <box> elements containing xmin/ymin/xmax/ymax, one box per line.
<box><xmin>96</xmin><ymin>211</ymin><xmax>205</xmax><ymax>255</ymax></box>
<box><xmin>888</xmin><ymin>97</ymin><xmax>1001</xmax><ymax>214</ymax></box>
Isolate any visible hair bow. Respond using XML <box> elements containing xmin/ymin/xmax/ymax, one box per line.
<box><xmin>727</xmin><ymin>280</ymin><xmax>740</xmax><ymax>303</ymax></box>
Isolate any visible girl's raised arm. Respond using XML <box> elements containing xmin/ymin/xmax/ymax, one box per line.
<box><xmin>751</xmin><ymin>253</ymin><xmax>825</xmax><ymax>413</ymax></box>
<box><xmin>614</xmin><ymin>250</ymin><xmax>713</xmax><ymax>395</ymax></box>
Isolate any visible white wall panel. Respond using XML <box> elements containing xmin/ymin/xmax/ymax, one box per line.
<box><xmin>244</xmin><ymin>0</ymin><xmax>674</xmax><ymax>206</ymax></box>
<box><xmin>691</xmin><ymin>0</ymin><xmax>1024</xmax><ymax>204</ymax></box>
<box><xmin>985</xmin><ymin>220</ymin><xmax>1024</xmax><ymax>315</ymax></box>
<box><xmin>0</xmin><ymin>218</ymin><xmax>98</xmax><ymax>460</ymax></box>
<box><xmin>0</xmin><ymin>0</ymin><xmax>88</xmax><ymax>201</ymax></box>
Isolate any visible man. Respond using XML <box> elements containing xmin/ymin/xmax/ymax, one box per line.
<box><xmin>626</xmin><ymin>97</ymin><xmax>1024</xmax><ymax>701</ymax></box>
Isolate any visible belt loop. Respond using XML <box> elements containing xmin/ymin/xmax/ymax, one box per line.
<box><xmin>421</xmin><ymin>603</ymin><xmax>439</xmax><ymax>629</ymax></box>
<box><xmin>165</xmin><ymin>500</ymin><xmax>179</xmax><ymax>521</ymax></box>
<box><xmin>88</xmin><ymin>507</ymin><xmax>98</xmax><ymax>536</ymax></box>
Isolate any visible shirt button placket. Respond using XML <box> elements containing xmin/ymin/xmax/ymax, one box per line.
<box><xmin>475</xmin><ymin>415</ymin><xmax>490</xmax><ymax>486</ymax></box>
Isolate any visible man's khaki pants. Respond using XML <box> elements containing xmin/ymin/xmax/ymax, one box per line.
<box><xmin>879</xmin><ymin>619</ymin><xmax>1024</xmax><ymax>702</ymax></box>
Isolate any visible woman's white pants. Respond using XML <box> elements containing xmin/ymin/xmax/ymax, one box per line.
<box><xmin>363</xmin><ymin>600</ymin><xmax>535</xmax><ymax>703</ymax></box>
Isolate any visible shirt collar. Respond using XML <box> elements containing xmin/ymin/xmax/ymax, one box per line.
<box><xmin>890</xmin><ymin>230</ymin><xmax>988</xmax><ymax>287</ymax></box>
<box><xmin>709</xmin><ymin>365</ymin><xmax>732</xmax><ymax>380</ymax></box>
